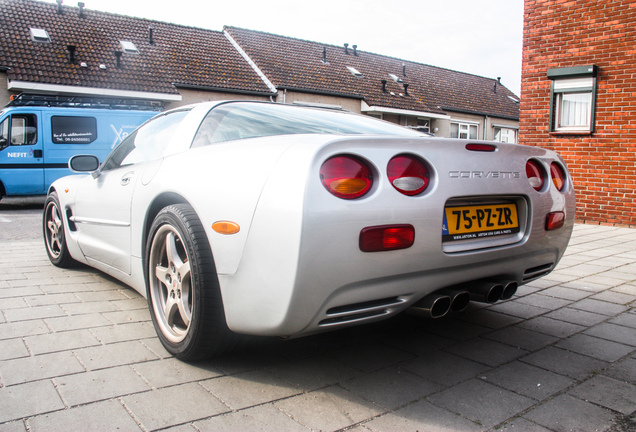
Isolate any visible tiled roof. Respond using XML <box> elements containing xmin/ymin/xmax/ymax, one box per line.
<box><xmin>0</xmin><ymin>0</ymin><xmax>272</xmax><ymax>97</ymax></box>
<box><xmin>225</xmin><ymin>27</ymin><xmax>520</xmax><ymax>120</ymax></box>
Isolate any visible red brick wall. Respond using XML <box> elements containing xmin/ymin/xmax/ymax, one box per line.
<box><xmin>521</xmin><ymin>0</ymin><xmax>636</xmax><ymax>227</ymax></box>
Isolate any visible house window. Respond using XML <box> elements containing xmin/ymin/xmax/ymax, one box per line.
<box><xmin>548</xmin><ymin>65</ymin><xmax>598</xmax><ymax>133</ymax></box>
<box><xmin>493</xmin><ymin>127</ymin><xmax>517</xmax><ymax>143</ymax></box>
<box><xmin>450</xmin><ymin>122</ymin><xmax>478</xmax><ymax>140</ymax></box>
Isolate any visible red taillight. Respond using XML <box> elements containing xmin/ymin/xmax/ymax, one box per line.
<box><xmin>550</xmin><ymin>162</ymin><xmax>566</xmax><ymax>191</ymax></box>
<box><xmin>546</xmin><ymin>211</ymin><xmax>565</xmax><ymax>230</ymax></box>
<box><xmin>387</xmin><ymin>155</ymin><xmax>429</xmax><ymax>196</ymax></box>
<box><xmin>360</xmin><ymin>225</ymin><xmax>415</xmax><ymax>252</ymax></box>
<box><xmin>320</xmin><ymin>155</ymin><xmax>373</xmax><ymax>199</ymax></box>
<box><xmin>526</xmin><ymin>159</ymin><xmax>545</xmax><ymax>191</ymax></box>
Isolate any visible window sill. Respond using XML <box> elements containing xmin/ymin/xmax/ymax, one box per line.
<box><xmin>549</xmin><ymin>130</ymin><xmax>592</xmax><ymax>137</ymax></box>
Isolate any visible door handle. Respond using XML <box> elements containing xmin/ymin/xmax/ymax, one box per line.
<box><xmin>33</xmin><ymin>149</ymin><xmax>43</xmax><ymax>158</ymax></box>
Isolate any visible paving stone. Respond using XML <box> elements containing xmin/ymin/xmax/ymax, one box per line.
<box><xmin>483</xmin><ymin>326</ymin><xmax>559</xmax><ymax>351</ymax></box>
<box><xmin>75</xmin><ymin>290</ymin><xmax>131</xmax><ymax>302</ymax></box>
<box><xmin>521</xmin><ymin>346</ymin><xmax>608</xmax><ymax>380</ymax></box>
<box><xmin>24</xmin><ymin>329</ymin><xmax>101</xmax><ymax>355</ymax></box>
<box><xmin>494</xmin><ymin>417</ymin><xmax>552</xmax><ymax>432</ymax></box>
<box><xmin>0</xmin><ymin>297</ymin><xmax>28</xmax><ymax>309</ymax></box>
<box><xmin>266</xmin><ymin>354</ymin><xmax>361</xmax><ymax>391</ymax></box>
<box><xmin>517</xmin><ymin>316</ymin><xmax>586</xmax><ymax>338</ymax></box>
<box><xmin>545</xmin><ymin>307</ymin><xmax>609</xmax><ymax>327</ymax></box>
<box><xmin>584</xmin><ymin>322</ymin><xmax>636</xmax><ymax>347</ymax></box>
<box><xmin>88</xmin><ymin>322</ymin><xmax>156</xmax><ymax>344</ymax></box>
<box><xmin>0</xmin><ymin>286</ymin><xmax>45</xmax><ymax>299</ymax></box>
<box><xmin>327</xmin><ymin>341</ymin><xmax>414</xmax><ymax>373</ymax></box>
<box><xmin>0</xmin><ymin>421</ymin><xmax>27</xmax><ymax>432</ymax></box>
<box><xmin>132</xmin><ymin>358</ymin><xmax>223</xmax><ymax>389</ymax></box>
<box><xmin>195</xmin><ymin>404</ymin><xmax>308</xmax><ymax>432</ymax></box>
<box><xmin>458</xmin><ymin>308</ymin><xmax>524</xmax><ymax>329</ymax></box>
<box><xmin>592</xmin><ymin>290</ymin><xmax>636</xmax><ymax>305</ymax></box>
<box><xmin>513</xmin><ymin>293</ymin><xmax>573</xmax><ymax>310</ymax></box>
<box><xmin>604</xmin><ymin>357</ymin><xmax>636</xmax><ymax>384</ymax></box>
<box><xmin>274</xmin><ymin>386</ymin><xmax>383</xmax><ymax>431</ymax></box>
<box><xmin>401</xmin><ymin>350</ymin><xmax>489</xmax><ymax>386</ymax></box>
<box><xmin>111</xmin><ymin>297</ymin><xmax>148</xmax><ymax>311</ymax></box>
<box><xmin>427</xmin><ymin>379</ymin><xmax>535</xmax><ymax>429</ymax></box>
<box><xmin>540</xmin><ymin>286</ymin><xmax>593</xmax><ymax>301</ymax></box>
<box><xmin>340</xmin><ymin>366</ymin><xmax>442</xmax><ymax>410</ymax></box>
<box><xmin>24</xmin><ymin>293</ymin><xmax>79</xmax><ymax>307</ymax></box>
<box><xmin>523</xmin><ymin>394</ymin><xmax>614</xmax><ymax>432</ymax></box>
<box><xmin>486</xmin><ymin>301</ymin><xmax>550</xmax><ymax>319</ymax></box>
<box><xmin>102</xmin><ymin>308</ymin><xmax>151</xmax><ymax>324</ymax></box>
<box><xmin>200</xmin><ymin>370</ymin><xmax>300</xmax><ymax>410</ymax></box>
<box><xmin>366</xmin><ymin>399</ymin><xmax>483</xmax><ymax>432</ymax></box>
<box><xmin>568</xmin><ymin>375</ymin><xmax>636</xmax><ymax>415</ymax></box>
<box><xmin>0</xmin><ymin>351</ymin><xmax>85</xmax><ymax>385</ymax></box>
<box><xmin>609</xmin><ymin>313</ymin><xmax>636</xmax><ymax>329</ymax></box>
<box><xmin>0</xmin><ymin>380</ymin><xmax>65</xmax><ymax>423</ymax></box>
<box><xmin>140</xmin><ymin>337</ymin><xmax>172</xmax><ymax>359</ymax></box>
<box><xmin>557</xmin><ymin>334</ymin><xmax>634</xmax><ymax>362</ymax></box>
<box><xmin>444</xmin><ymin>337</ymin><xmax>528</xmax><ymax>367</ymax></box>
<box><xmin>123</xmin><ymin>383</ymin><xmax>229</xmax><ymax>430</ymax></box>
<box><xmin>74</xmin><ymin>340</ymin><xmax>158</xmax><ymax>370</ymax></box>
<box><xmin>0</xmin><ymin>338</ymin><xmax>29</xmax><ymax>361</ymax></box>
<box><xmin>3</xmin><ymin>305</ymin><xmax>67</xmax><ymax>322</ymax></box>
<box><xmin>556</xmin><ymin>263</ymin><xmax>612</xmax><ymax>277</ymax></box>
<box><xmin>45</xmin><ymin>313</ymin><xmax>112</xmax><ymax>332</ymax></box>
<box><xmin>39</xmin><ymin>283</ymin><xmax>93</xmax><ymax>294</ymax></box>
<box><xmin>54</xmin><ymin>365</ymin><xmax>150</xmax><ymax>406</ymax></box>
<box><xmin>482</xmin><ymin>361</ymin><xmax>574</xmax><ymax>400</ymax></box>
<box><xmin>27</xmin><ymin>399</ymin><xmax>142</xmax><ymax>431</ymax></box>
<box><xmin>61</xmin><ymin>300</ymin><xmax>119</xmax><ymax>315</ymax></box>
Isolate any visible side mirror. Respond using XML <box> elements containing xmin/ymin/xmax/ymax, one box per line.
<box><xmin>0</xmin><ymin>137</ymin><xmax>7</xmax><ymax>151</ymax></box>
<box><xmin>69</xmin><ymin>154</ymin><xmax>100</xmax><ymax>177</ymax></box>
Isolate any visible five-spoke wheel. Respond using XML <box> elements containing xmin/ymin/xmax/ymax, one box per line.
<box><xmin>43</xmin><ymin>192</ymin><xmax>75</xmax><ymax>267</ymax></box>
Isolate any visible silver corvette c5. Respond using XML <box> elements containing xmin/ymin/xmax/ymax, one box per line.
<box><xmin>43</xmin><ymin>101</ymin><xmax>575</xmax><ymax>360</ymax></box>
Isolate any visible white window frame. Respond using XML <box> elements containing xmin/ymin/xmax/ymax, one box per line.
<box><xmin>450</xmin><ymin>121</ymin><xmax>478</xmax><ymax>140</ymax></box>
<box><xmin>493</xmin><ymin>126</ymin><xmax>518</xmax><ymax>144</ymax></box>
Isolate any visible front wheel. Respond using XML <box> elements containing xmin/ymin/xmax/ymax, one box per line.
<box><xmin>43</xmin><ymin>192</ymin><xmax>76</xmax><ymax>268</ymax></box>
<box><xmin>146</xmin><ymin>204</ymin><xmax>237</xmax><ymax>360</ymax></box>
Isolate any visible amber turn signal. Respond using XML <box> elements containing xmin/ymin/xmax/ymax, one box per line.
<box><xmin>212</xmin><ymin>221</ymin><xmax>240</xmax><ymax>235</ymax></box>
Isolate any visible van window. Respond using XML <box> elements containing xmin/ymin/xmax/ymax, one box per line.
<box><xmin>101</xmin><ymin>109</ymin><xmax>189</xmax><ymax>171</ymax></box>
<box><xmin>51</xmin><ymin>116</ymin><xmax>97</xmax><ymax>144</ymax></box>
<box><xmin>1</xmin><ymin>114</ymin><xmax>38</xmax><ymax>146</ymax></box>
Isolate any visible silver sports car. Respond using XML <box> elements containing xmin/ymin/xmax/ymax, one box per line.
<box><xmin>43</xmin><ymin>101</ymin><xmax>575</xmax><ymax>360</ymax></box>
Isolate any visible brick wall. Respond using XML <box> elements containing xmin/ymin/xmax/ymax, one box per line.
<box><xmin>521</xmin><ymin>0</ymin><xmax>636</xmax><ymax>227</ymax></box>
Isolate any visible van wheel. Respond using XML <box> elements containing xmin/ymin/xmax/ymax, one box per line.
<box><xmin>146</xmin><ymin>204</ymin><xmax>238</xmax><ymax>360</ymax></box>
<box><xmin>43</xmin><ymin>192</ymin><xmax>75</xmax><ymax>268</ymax></box>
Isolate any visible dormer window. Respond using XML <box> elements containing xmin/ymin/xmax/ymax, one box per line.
<box><xmin>30</xmin><ymin>28</ymin><xmax>51</xmax><ymax>43</ymax></box>
<box><xmin>120</xmin><ymin>40</ymin><xmax>139</xmax><ymax>54</ymax></box>
<box><xmin>346</xmin><ymin>66</ymin><xmax>363</xmax><ymax>77</ymax></box>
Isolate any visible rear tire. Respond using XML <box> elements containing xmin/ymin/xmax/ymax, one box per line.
<box><xmin>43</xmin><ymin>192</ymin><xmax>76</xmax><ymax>268</ymax></box>
<box><xmin>146</xmin><ymin>204</ymin><xmax>238</xmax><ymax>360</ymax></box>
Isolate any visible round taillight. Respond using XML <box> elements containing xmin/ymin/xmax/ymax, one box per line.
<box><xmin>320</xmin><ymin>155</ymin><xmax>373</xmax><ymax>199</ymax></box>
<box><xmin>387</xmin><ymin>155</ymin><xmax>429</xmax><ymax>196</ymax></box>
<box><xmin>550</xmin><ymin>162</ymin><xmax>566</xmax><ymax>191</ymax></box>
<box><xmin>526</xmin><ymin>159</ymin><xmax>545</xmax><ymax>191</ymax></box>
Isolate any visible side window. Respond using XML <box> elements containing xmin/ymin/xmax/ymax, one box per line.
<box><xmin>51</xmin><ymin>116</ymin><xmax>97</xmax><ymax>144</ymax></box>
<box><xmin>0</xmin><ymin>117</ymin><xmax>9</xmax><ymax>149</ymax></box>
<box><xmin>101</xmin><ymin>109</ymin><xmax>189</xmax><ymax>171</ymax></box>
<box><xmin>6</xmin><ymin>114</ymin><xmax>38</xmax><ymax>146</ymax></box>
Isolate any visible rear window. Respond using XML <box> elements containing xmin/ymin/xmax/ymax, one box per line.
<box><xmin>51</xmin><ymin>116</ymin><xmax>97</xmax><ymax>144</ymax></box>
<box><xmin>192</xmin><ymin>102</ymin><xmax>424</xmax><ymax>146</ymax></box>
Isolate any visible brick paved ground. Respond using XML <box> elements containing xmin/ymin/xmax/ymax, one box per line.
<box><xmin>0</xmin><ymin>212</ymin><xmax>635</xmax><ymax>431</ymax></box>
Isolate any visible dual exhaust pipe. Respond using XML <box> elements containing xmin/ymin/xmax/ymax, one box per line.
<box><xmin>407</xmin><ymin>280</ymin><xmax>518</xmax><ymax>319</ymax></box>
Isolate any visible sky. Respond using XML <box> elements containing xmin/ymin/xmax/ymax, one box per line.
<box><xmin>47</xmin><ymin>0</ymin><xmax>524</xmax><ymax>96</ymax></box>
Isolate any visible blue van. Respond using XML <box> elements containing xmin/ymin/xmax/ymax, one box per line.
<box><xmin>0</xmin><ymin>94</ymin><xmax>159</xmax><ymax>199</ymax></box>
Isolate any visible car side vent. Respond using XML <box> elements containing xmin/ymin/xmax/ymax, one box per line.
<box><xmin>319</xmin><ymin>296</ymin><xmax>405</xmax><ymax>327</ymax></box>
<box><xmin>66</xmin><ymin>208</ymin><xmax>77</xmax><ymax>231</ymax></box>
<box><xmin>523</xmin><ymin>263</ymin><xmax>554</xmax><ymax>281</ymax></box>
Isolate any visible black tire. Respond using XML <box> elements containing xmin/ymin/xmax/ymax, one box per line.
<box><xmin>146</xmin><ymin>204</ymin><xmax>238</xmax><ymax>360</ymax></box>
<box><xmin>43</xmin><ymin>191</ymin><xmax>76</xmax><ymax>268</ymax></box>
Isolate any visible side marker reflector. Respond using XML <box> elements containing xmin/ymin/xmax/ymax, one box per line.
<box><xmin>212</xmin><ymin>221</ymin><xmax>240</xmax><ymax>235</ymax></box>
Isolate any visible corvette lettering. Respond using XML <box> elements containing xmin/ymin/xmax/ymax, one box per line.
<box><xmin>449</xmin><ymin>171</ymin><xmax>521</xmax><ymax>179</ymax></box>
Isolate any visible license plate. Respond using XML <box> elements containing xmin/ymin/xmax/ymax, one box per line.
<box><xmin>442</xmin><ymin>203</ymin><xmax>519</xmax><ymax>242</ymax></box>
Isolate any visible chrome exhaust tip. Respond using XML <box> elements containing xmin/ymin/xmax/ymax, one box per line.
<box><xmin>407</xmin><ymin>294</ymin><xmax>452</xmax><ymax>319</ymax></box>
<box><xmin>501</xmin><ymin>281</ymin><xmax>518</xmax><ymax>300</ymax></box>
<box><xmin>468</xmin><ymin>281</ymin><xmax>504</xmax><ymax>304</ymax></box>
<box><xmin>438</xmin><ymin>288</ymin><xmax>470</xmax><ymax>313</ymax></box>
